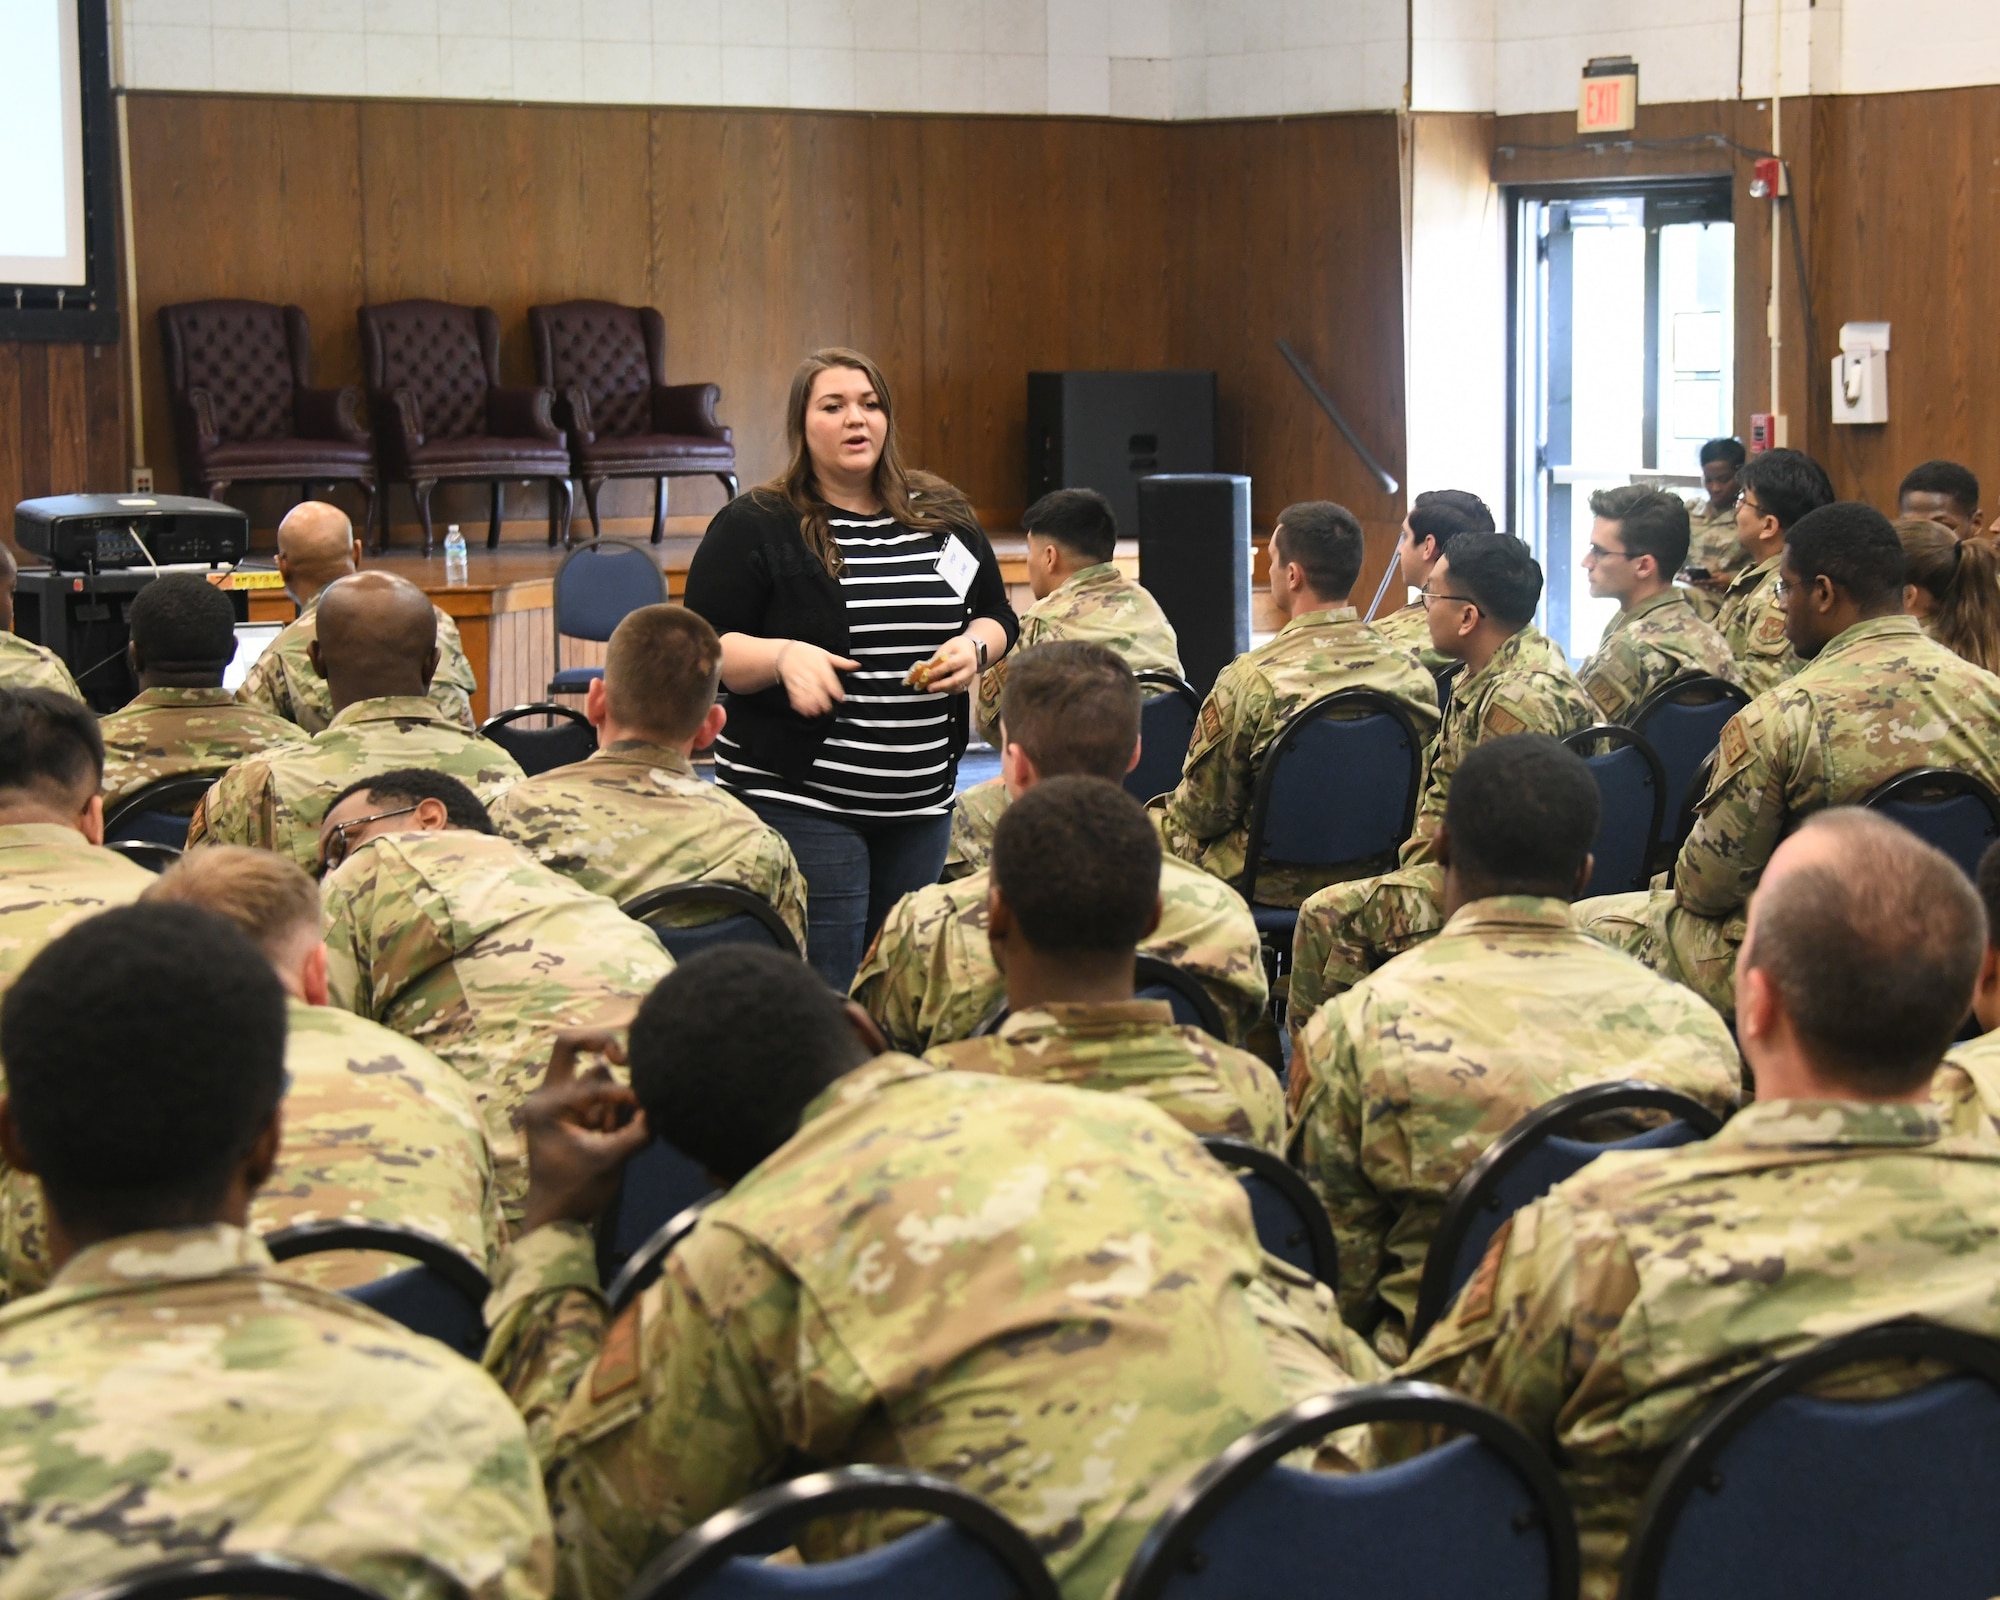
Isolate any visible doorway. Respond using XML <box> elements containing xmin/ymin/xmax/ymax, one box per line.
<box><xmin>1511</xmin><ymin>181</ymin><xmax>1734</xmax><ymax>659</ymax></box>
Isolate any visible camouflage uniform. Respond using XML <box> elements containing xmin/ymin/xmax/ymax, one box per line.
<box><xmin>1576</xmin><ymin>588</ymin><xmax>1738</xmax><ymax>725</ymax></box>
<box><xmin>239</xmin><ymin>594</ymin><xmax>480</xmax><ymax>733</ymax></box>
<box><xmin>97</xmin><ymin>686</ymin><xmax>302</xmax><ymax>809</ymax></box>
<box><xmin>0</xmin><ymin>1223</ymin><xmax>552</xmax><ymax>1600</ymax></box>
<box><xmin>1368</xmin><ymin>600</ymin><xmax>1451</xmax><ymax>673</ymax></box>
<box><xmin>1934</xmin><ymin>1031</ymin><xmax>2000</xmax><ymax>1138</ymax></box>
<box><xmin>0</xmin><ymin>632</ymin><xmax>83</xmax><ymax>701</ymax></box>
<box><xmin>1288</xmin><ymin>895</ymin><xmax>1743</xmax><ymax>1361</ymax></box>
<box><xmin>1578</xmin><ymin>616</ymin><xmax>2000</xmax><ymax>1012</ymax></box>
<box><xmin>974</xmin><ymin>564</ymin><xmax>1182</xmax><ymax>747</ymax></box>
<box><xmin>484</xmin><ymin>1055</ymin><xmax>1363</xmax><ymax>1600</ymax></box>
<box><xmin>0</xmin><ymin>999</ymin><xmax>507</xmax><ymax>1303</ymax></box>
<box><xmin>489</xmin><ymin>741</ymin><xmax>806</xmax><ymax>949</ymax></box>
<box><xmin>852</xmin><ymin>856</ymin><xmax>1268</xmax><ymax>1052</ymax></box>
<box><xmin>941</xmin><ymin>774</ymin><xmax>1008</xmax><ymax>882</ymax></box>
<box><xmin>924</xmin><ymin>1000</ymin><xmax>1284</xmax><ymax>1150</ymax></box>
<box><xmin>1288</xmin><ymin>627</ymin><xmax>1595</xmax><ymax>1029</ymax></box>
<box><xmin>0</xmin><ymin>824</ymin><xmax>153</xmax><ymax>992</ymax></box>
<box><xmin>321</xmin><ymin>829</ymin><xmax>672</xmax><ymax>1216</ymax></box>
<box><xmin>1678</xmin><ymin>501</ymin><xmax>1746</xmax><ymax>621</ymax></box>
<box><xmin>1154</xmin><ymin>608</ymin><xmax>1441</xmax><ymax>907</ymax></box>
<box><xmin>186</xmin><ymin>695</ymin><xmax>526</xmax><ymax>873</ymax></box>
<box><xmin>1712</xmin><ymin>551</ymin><xmax>1801</xmax><ymax>697</ymax></box>
<box><xmin>1391</xmin><ymin>1100</ymin><xmax>2000</xmax><ymax>1600</ymax></box>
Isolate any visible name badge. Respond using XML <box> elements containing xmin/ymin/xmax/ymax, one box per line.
<box><xmin>936</xmin><ymin>535</ymin><xmax>978</xmax><ymax>600</ymax></box>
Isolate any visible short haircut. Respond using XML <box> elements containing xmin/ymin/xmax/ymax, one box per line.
<box><xmin>603</xmin><ymin>605</ymin><xmax>722</xmax><ymax>744</ymax></box>
<box><xmin>997</xmin><ymin>641</ymin><xmax>1140</xmax><ymax>781</ymax></box>
<box><xmin>1273</xmin><ymin>502</ymin><xmax>1365</xmax><ymax>599</ymax></box>
<box><xmin>627</xmin><ymin>946</ymin><xmax>868</xmax><ymax>1183</ymax></box>
<box><xmin>1023</xmin><ymin>488</ymin><xmax>1117</xmax><ymax>564</ymax></box>
<box><xmin>1699</xmin><ymin>437</ymin><xmax>1748</xmax><ymax>470</ymax></box>
<box><xmin>1407</xmin><ymin>490</ymin><xmax>1495</xmax><ymax>552</ymax></box>
<box><xmin>144</xmin><ymin>846</ymin><xmax>321</xmax><ymax>967</ymax></box>
<box><xmin>1784</xmin><ymin>502</ymin><xmax>1906</xmax><ymax>609</ymax></box>
<box><xmin>1746</xmin><ymin>809</ymin><xmax>1983</xmax><ymax>1091</ymax></box>
<box><xmin>1900</xmin><ymin>458</ymin><xmax>1981</xmax><ymax>514</ymax></box>
<box><xmin>1979</xmin><ymin>840</ymin><xmax>2000</xmax><ymax>953</ymax></box>
<box><xmin>326</xmin><ymin>767</ymin><xmax>495</xmax><ymax>834</ymax></box>
<box><xmin>1443</xmin><ymin>735</ymin><xmax>1600</xmax><ymax>897</ymax></box>
<box><xmin>1737</xmin><ymin>448</ymin><xmax>1836</xmax><ymax>531</ymax></box>
<box><xmin>991</xmin><ymin>776</ymin><xmax>1160</xmax><ymax>954</ymax></box>
<box><xmin>2</xmin><ymin>902</ymin><xmax>289</xmax><ymax>1234</ymax></box>
<box><xmin>1442</xmin><ymin>533</ymin><xmax>1542</xmax><ymax>628</ymax></box>
<box><xmin>1587</xmin><ymin>484</ymin><xmax>1691</xmax><ymax>575</ymax></box>
<box><xmin>127</xmin><ymin>573</ymin><xmax>238</xmax><ymax>672</ymax></box>
<box><xmin>0</xmin><ymin>687</ymin><xmax>103</xmax><ymax>800</ymax></box>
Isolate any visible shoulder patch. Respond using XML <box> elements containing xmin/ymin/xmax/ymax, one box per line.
<box><xmin>1456</xmin><ymin>1217</ymin><xmax>1512</xmax><ymax>1326</ymax></box>
<box><xmin>1718</xmin><ymin>715</ymin><xmax>1750</xmax><ymax>771</ymax></box>
<box><xmin>1198</xmin><ymin>698</ymin><xmax>1225</xmax><ymax>746</ymax></box>
<box><xmin>1484</xmin><ymin>704</ymin><xmax>1525</xmax><ymax>738</ymax></box>
<box><xmin>590</xmin><ymin>1302</ymin><xmax>643</xmax><ymax>1402</ymax></box>
<box><xmin>1754</xmin><ymin>609</ymin><xmax>1789</xmax><ymax>646</ymax></box>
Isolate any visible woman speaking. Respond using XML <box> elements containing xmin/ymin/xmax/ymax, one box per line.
<box><xmin>685</xmin><ymin>348</ymin><xmax>1017</xmax><ymax>988</ymax></box>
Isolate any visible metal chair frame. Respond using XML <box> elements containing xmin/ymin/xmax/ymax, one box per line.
<box><xmin>621</xmin><ymin>883</ymin><xmax>801</xmax><ymax>960</ymax></box>
<box><xmin>262</xmin><ymin>1220</ymin><xmax>492</xmax><ymax>1304</ymax></box>
<box><xmin>1411</xmin><ymin>1081</ymin><xmax>1726</xmax><ymax>1345</ymax></box>
<box><xmin>608</xmin><ymin>1194</ymin><xmax>715</xmax><ymax>1314</ymax></box>
<box><xmin>1621</xmin><ymin>1319</ymin><xmax>2000</xmax><ymax>1600</ymax></box>
<box><xmin>549</xmin><ymin>538</ymin><xmax>668</xmax><ymax>695</ymax></box>
<box><xmin>1115</xmin><ymin>1383</ymin><xmax>1580</xmax><ymax>1600</ymax></box>
<box><xmin>1860</xmin><ymin>766</ymin><xmax>2000</xmax><ymax>875</ymax></box>
<box><xmin>1199</xmin><ymin>1136</ymin><xmax>1339</xmax><ymax>1287</ymax></box>
<box><xmin>1128</xmin><ymin>671</ymin><xmax>1203</xmax><ymax>804</ymax></box>
<box><xmin>1629</xmin><ymin>674</ymin><xmax>1750</xmax><ymax>863</ymax></box>
<box><xmin>478</xmin><ymin>701</ymin><xmax>599</xmax><ymax>775</ymax></box>
<box><xmin>624</xmin><ymin>1466</ymin><xmax>1062</xmax><ymax>1600</ymax></box>
<box><xmin>102</xmin><ymin>772</ymin><xmax>220</xmax><ymax>843</ymax></box>
<box><xmin>106</xmin><ymin>840</ymin><xmax>183</xmax><ymax>874</ymax></box>
<box><xmin>1133</xmin><ymin>955</ymin><xmax>1230</xmax><ymax>1040</ymax></box>
<box><xmin>61</xmin><ymin>1554</ymin><xmax>390</xmax><ymax>1600</ymax></box>
<box><xmin>1561</xmin><ymin>725</ymin><xmax>1669</xmax><ymax>896</ymax></box>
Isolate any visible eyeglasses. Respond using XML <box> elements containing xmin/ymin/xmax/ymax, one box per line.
<box><xmin>1419</xmin><ymin>587</ymin><xmax>1478</xmax><ymax>608</ymax></box>
<box><xmin>1584</xmin><ymin>543</ymin><xmax>1632</xmax><ymax>562</ymax></box>
<box><xmin>319</xmin><ymin>804</ymin><xmax>417</xmax><ymax>875</ymax></box>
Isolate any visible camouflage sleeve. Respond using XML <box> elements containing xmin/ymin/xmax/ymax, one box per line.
<box><xmin>237</xmin><ymin>646</ymin><xmax>294</xmax><ymax>724</ymax></box>
<box><xmin>1246</xmin><ymin>1255</ymin><xmax>1385</xmax><ymax>1470</ymax></box>
<box><xmin>1578</xmin><ymin>637</ymin><xmax>1638</xmax><ymax>724</ymax></box>
<box><xmin>1159</xmin><ymin>664</ymin><xmax>1262</xmax><ymax>857</ymax></box>
<box><xmin>849</xmin><ymin>902</ymin><xmax>931</xmax><ymax>1054</ymax></box>
<box><xmin>487</xmin><ymin>1222</ymin><xmax>814</xmax><ymax>1600</ymax></box>
<box><xmin>1287</xmin><ymin>996</ymin><xmax>1391</xmax><ymax>1326</ymax></box>
<box><xmin>974</xmin><ymin>614</ymin><xmax>1047</xmax><ymax>747</ymax></box>
<box><xmin>763</xmin><ymin>835</ymin><xmax>810</xmax><ymax>953</ymax></box>
<box><xmin>1671</xmin><ymin>701</ymin><xmax>1792</xmax><ymax>918</ymax></box>
<box><xmin>432</xmin><ymin>613</ymin><xmax>481</xmax><ymax>731</ymax></box>
<box><xmin>184</xmin><ymin>762</ymin><xmax>273</xmax><ymax>851</ymax></box>
<box><xmin>320</xmin><ymin>867</ymin><xmax>375</xmax><ymax>1018</ymax></box>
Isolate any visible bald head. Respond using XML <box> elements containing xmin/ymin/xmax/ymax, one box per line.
<box><xmin>308</xmin><ymin>572</ymin><xmax>439</xmax><ymax>710</ymax></box>
<box><xmin>276</xmin><ymin>502</ymin><xmax>358</xmax><ymax>604</ymax></box>
<box><xmin>1742</xmin><ymin>809</ymin><xmax>1984</xmax><ymax>1093</ymax></box>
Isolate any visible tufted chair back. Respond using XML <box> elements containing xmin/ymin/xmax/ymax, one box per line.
<box><xmin>530</xmin><ymin>302</ymin><xmax>665</xmax><ymax>439</ymax></box>
<box><xmin>159</xmin><ymin>300</ymin><xmax>309</xmax><ymax>441</ymax></box>
<box><xmin>358</xmin><ymin>300</ymin><xmax>501</xmax><ymax>440</ymax></box>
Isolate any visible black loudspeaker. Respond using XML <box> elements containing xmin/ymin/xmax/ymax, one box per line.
<box><xmin>1026</xmin><ymin>371</ymin><xmax>1216</xmax><ymax>539</ymax></box>
<box><xmin>1137</xmin><ymin>474</ymin><xmax>1251</xmax><ymax>698</ymax></box>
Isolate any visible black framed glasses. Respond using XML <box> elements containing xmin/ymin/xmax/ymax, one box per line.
<box><xmin>319</xmin><ymin>804</ymin><xmax>417</xmax><ymax>875</ymax></box>
<box><xmin>1584</xmin><ymin>543</ymin><xmax>1632</xmax><ymax>562</ymax></box>
<box><xmin>1419</xmin><ymin>587</ymin><xmax>1478</xmax><ymax>608</ymax></box>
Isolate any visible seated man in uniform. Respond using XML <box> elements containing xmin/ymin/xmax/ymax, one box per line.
<box><xmin>1576</xmin><ymin>483</ymin><xmax>1736</xmax><ymax>723</ymax></box>
<box><xmin>188</xmin><ymin>570</ymin><xmax>524</xmax><ymax>871</ymax></box>
<box><xmin>317</xmin><ymin>768</ymin><xmax>671</xmax><ymax>1219</ymax></box>
<box><xmin>1153</xmin><ymin>500</ymin><xmax>1440</xmax><ymax>906</ymax></box>
<box><xmin>490</xmin><ymin>604</ymin><xmax>804</xmax><ymax>948</ymax></box>
<box><xmin>1369</xmin><ymin>488</ymin><xmax>1496</xmax><ymax>667</ymax></box>
<box><xmin>949</xmin><ymin>487</ymin><xmax>1184</xmax><ymax>875</ymax></box>
<box><xmin>1898</xmin><ymin>457</ymin><xmax>1984</xmax><ymax>539</ymax></box>
<box><xmin>1579</xmin><ymin>502</ymin><xmax>2000</xmax><ymax>1013</ymax></box>
<box><xmin>854</xmin><ymin>641</ymin><xmax>1267</xmax><ymax>1050</ymax></box>
<box><xmin>0</xmin><ymin>543</ymin><xmax>84</xmax><ymax>701</ymax></box>
<box><xmin>1289</xmin><ymin>736</ymin><xmax>1742</xmax><ymax>1361</ymax></box>
<box><xmin>0</xmin><ymin>902</ymin><xmax>552</xmax><ymax>1600</ymax></box>
<box><xmin>1678</xmin><ymin>436</ymin><xmax>1748</xmax><ymax>617</ymax></box>
<box><xmin>486</xmin><ymin>944</ymin><xmax>1367</xmax><ymax>1600</ymax></box>
<box><xmin>98</xmin><ymin>573</ymin><xmax>299</xmax><ymax>808</ymax></box>
<box><xmin>926</xmin><ymin>775</ymin><xmax>1282</xmax><ymax>1150</ymax></box>
<box><xmin>239</xmin><ymin>500</ymin><xmax>480</xmax><ymax>732</ymax></box>
<box><xmin>1392</xmin><ymin>810</ymin><xmax>2000</xmax><ymax>1600</ymax></box>
<box><xmin>1289</xmin><ymin>533</ymin><xmax>1594</xmax><ymax>1034</ymax></box>
<box><xmin>1713</xmin><ymin>447</ymin><xmax>1835</xmax><ymax>696</ymax></box>
<box><xmin>1931</xmin><ymin>839</ymin><xmax>2000</xmax><ymax>1138</ymax></box>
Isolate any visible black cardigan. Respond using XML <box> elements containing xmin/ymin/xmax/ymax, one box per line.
<box><xmin>684</xmin><ymin>490</ymin><xmax>1020</xmax><ymax>786</ymax></box>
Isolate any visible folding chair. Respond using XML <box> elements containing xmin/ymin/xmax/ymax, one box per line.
<box><xmin>596</xmin><ymin>1138</ymin><xmax>719</xmax><ymax>1288</ymax></box>
<box><xmin>622</xmin><ymin>883</ymin><xmax>801</xmax><ymax>961</ymax></box>
<box><xmin>608</xmin><ymin>1195</ymin><xmax>714</xmax><ymax>1315</ymax></box>
<box><xmin>549</xmin><ymin>538</ymin><xmax>668</xmax><ymax>695</ymax></box>
<box><xmin>61</xmin><ymin>1554</ymin><xmax>389</xmax><ymax>1600</ymax></box>
<box><xmin>1200</xmin><ymin>1136</ymin><xmax>1338</xmax><ymax>1287</ymax></box>
<box><xmin>262</xmin><ymin>1220</ymin><xmax>490</xmax><ymax>1359</ymax></box>
<box><xmin>478</xmin><ymin>702</ymin><xmax>599</xmax><ymax>776</ymax></box>
<box><xmin>1133</xmin><ymin>954</ymin><xmax>1229</xmax><ymax>1039</ymax></box>
<box><xmin>1629</xmin><ymin>675</ymin><xmax>1749</xmax><ymax>867</ymax></box>
<box><xmin>105</xmin><ymin>840</ymin><xmax>182</xmax><ymax>875</ymax></box>
<box><xmin>1562</xmin><ymin>726</ymin><xmax>1668</xmax><ymax>896</ymax></box>
<box><xmin>1127</xmin><ymin>672</ymin><xmax>1201</xmax><ymax>804</ymax></box>
<box><xmin>1862</xmin><ymin>767</ymin><xmax>2000</xmax><ymax>882</ymax></box>
<box><xmin>102</xmin><ymin>772</ymin><xmax>217</xmax><ymax>849</ymax></box>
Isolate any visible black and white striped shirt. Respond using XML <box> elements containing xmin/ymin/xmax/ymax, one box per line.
<box><xmin>715</xmin><ymin>513</ymin><xmax>971</xmax><ymax>818</ymax></box>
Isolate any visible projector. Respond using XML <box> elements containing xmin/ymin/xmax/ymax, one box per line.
<box><xmin>13</xmin><ymin>494</ymin><xmax>250</xmax><ymax>571</ymax></box>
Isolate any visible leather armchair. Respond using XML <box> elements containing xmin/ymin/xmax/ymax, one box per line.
<box><xmin>357</xmin><ymin>299</ymin><xmax>574</xmax><ymax>554</ymax></box>
<box><xmin>159</xmin><ymin>300</ymin><xmax>376</xmax><ymax>538</ymax></box>
<box><xmin>529</xmin><ymin>301</ymin><xmax>738</xmax><ymax>544</ymax></box>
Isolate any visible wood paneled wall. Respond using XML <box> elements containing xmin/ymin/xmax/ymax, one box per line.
<box><xmin>116</xmin><ymin>93</ymin><xmax>1405</xmax><ymax>558</ymax></box>
<box><xmin>0</xmin><ymin>342</ymin><xmax>126</xmax><ymax>537</ymax></box>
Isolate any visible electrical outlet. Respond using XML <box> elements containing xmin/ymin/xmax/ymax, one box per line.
<box><xmin>129</xmin><ymin>467</ymin><xmax>155</xmax><ymax>494</ymax></box>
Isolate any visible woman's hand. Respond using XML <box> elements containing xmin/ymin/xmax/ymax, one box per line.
<box><xmin>775</xmin><ymin>640</ymin><xmax>858</xmax><ymax>717</ymax></box>
<box><xmin>908</xmin><ymin>634</ymin><xmax>983</xmax><ymax>695</ymax></box>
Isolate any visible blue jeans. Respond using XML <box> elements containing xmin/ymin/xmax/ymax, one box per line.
<box><xmin>740</xmin><ymin>797</ymin><xmax>952</xmax><ymax>992</ymax></box>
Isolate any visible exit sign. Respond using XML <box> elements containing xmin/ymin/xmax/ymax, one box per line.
<box><xmin>1579</xmin><ymin>58</ymin><xmax>1638</xmax><ymax>133</ymax></box>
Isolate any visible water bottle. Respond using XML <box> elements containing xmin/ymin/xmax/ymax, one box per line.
<box><xmin>444</xmin><ymin>524</ymin><xmax>468</xmax><ymax>586</ymax></box>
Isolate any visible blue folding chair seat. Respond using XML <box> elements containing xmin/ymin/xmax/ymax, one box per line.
<box><xmin>1862</xmin><ymin>767</ymin><xmax>2000</xmax><ymax>881</ymax></box>
<box><xmin>597</xmin><ymin>1136</ymin><xmax>719</xmax><ymax>1286</ymax></box>
<box><xmin>549</xmin><ymin>538</ymin><xmax>667</xmax><ymax>696</ymax></box>
<box><xmin>1127</xmin><ymin>673</ymin><xmax>1201</xmax><ymax>804</ymax></box>
<box><xmin>261</xmin><ymin>1221</ymin><xmax>491</xmax><ymax>1359</ymax></box>
<box><xmin>621</xmin><ymin>883</ymin><xmax>801</xmax><ymax>961</ymax></box>
<box><xmin>61</xmin><ymin>1553</ymin><xmax>393</xmax><ymax>1600</ymax></box>
<box><xmin>1200</xmin><ymin>1137</ymin><xmax>1338</xmax><ymax>1285</ymax></box>
<box><xmin>1629</xmin><ymin>674</ymin><xmax>1749</xmax><ymax>864</ymax></box>
<box><xmin>1563</xmin><ymin>726</ymin><xmax>1667</xmax><ymax>896</ymax></box>
<box><xmin>102</xmin><ymin>773</ymin><xmax>218</xmax><ymax>849</ymax></box>
<box><xmin>479</xmin><ymin>702</ymin><xmax>599</xmax><ymax>775</ymax></box>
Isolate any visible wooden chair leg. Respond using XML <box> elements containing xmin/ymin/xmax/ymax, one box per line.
<box><xmin>651</xmin><ymin>477</ymin><xmax>668</xmax><ymax>545</ymax></box>
<box><xmin>489</xmin><ymin>482</ymin><xmax>505</xmax><ymax>548</ymax></box>
<box><xmin>358</xmin><ymin>481</ymin><xmax>381</xmax><ymax>554</ymax></box>
<box><xmin>414</xmin><ymin>479</ymin><xmax>439</xmax><ymax>557</ymax></box>
<box><xmin>583</xmin><ymin>477</ymin><xmax>607</xmax><ymax>544</ymax></box>
<box><xmin>551</xmin><ymin>477</ymin><xmax>574</xmax><ymax>548</ymax></box>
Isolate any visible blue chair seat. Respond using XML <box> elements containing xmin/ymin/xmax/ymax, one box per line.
<box><xmin>550</xmin><ymin>665</ymin><xmax>606</xmax><ymax>691</ymax></box>
<box><xmin>1251</xmin><ymin>904</ymin><xmax>1299</xmax><ymax>941</ymax></box>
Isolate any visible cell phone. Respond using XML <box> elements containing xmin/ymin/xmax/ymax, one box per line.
<box><xmin>1683</xmin><ymin>567</ymin><xmax>1710</xmax><ymax>582</ymax></box>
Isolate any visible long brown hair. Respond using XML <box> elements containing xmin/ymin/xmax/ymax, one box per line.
<box><xmin>1898</xmin><ymin>516</ymin><xmax>2000</xmax><ymax>674</ymax></box>
<box><xmin>755</xmin><ymin>348</ymin><xmax>972</xmax><ymax>576</ymax></box>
